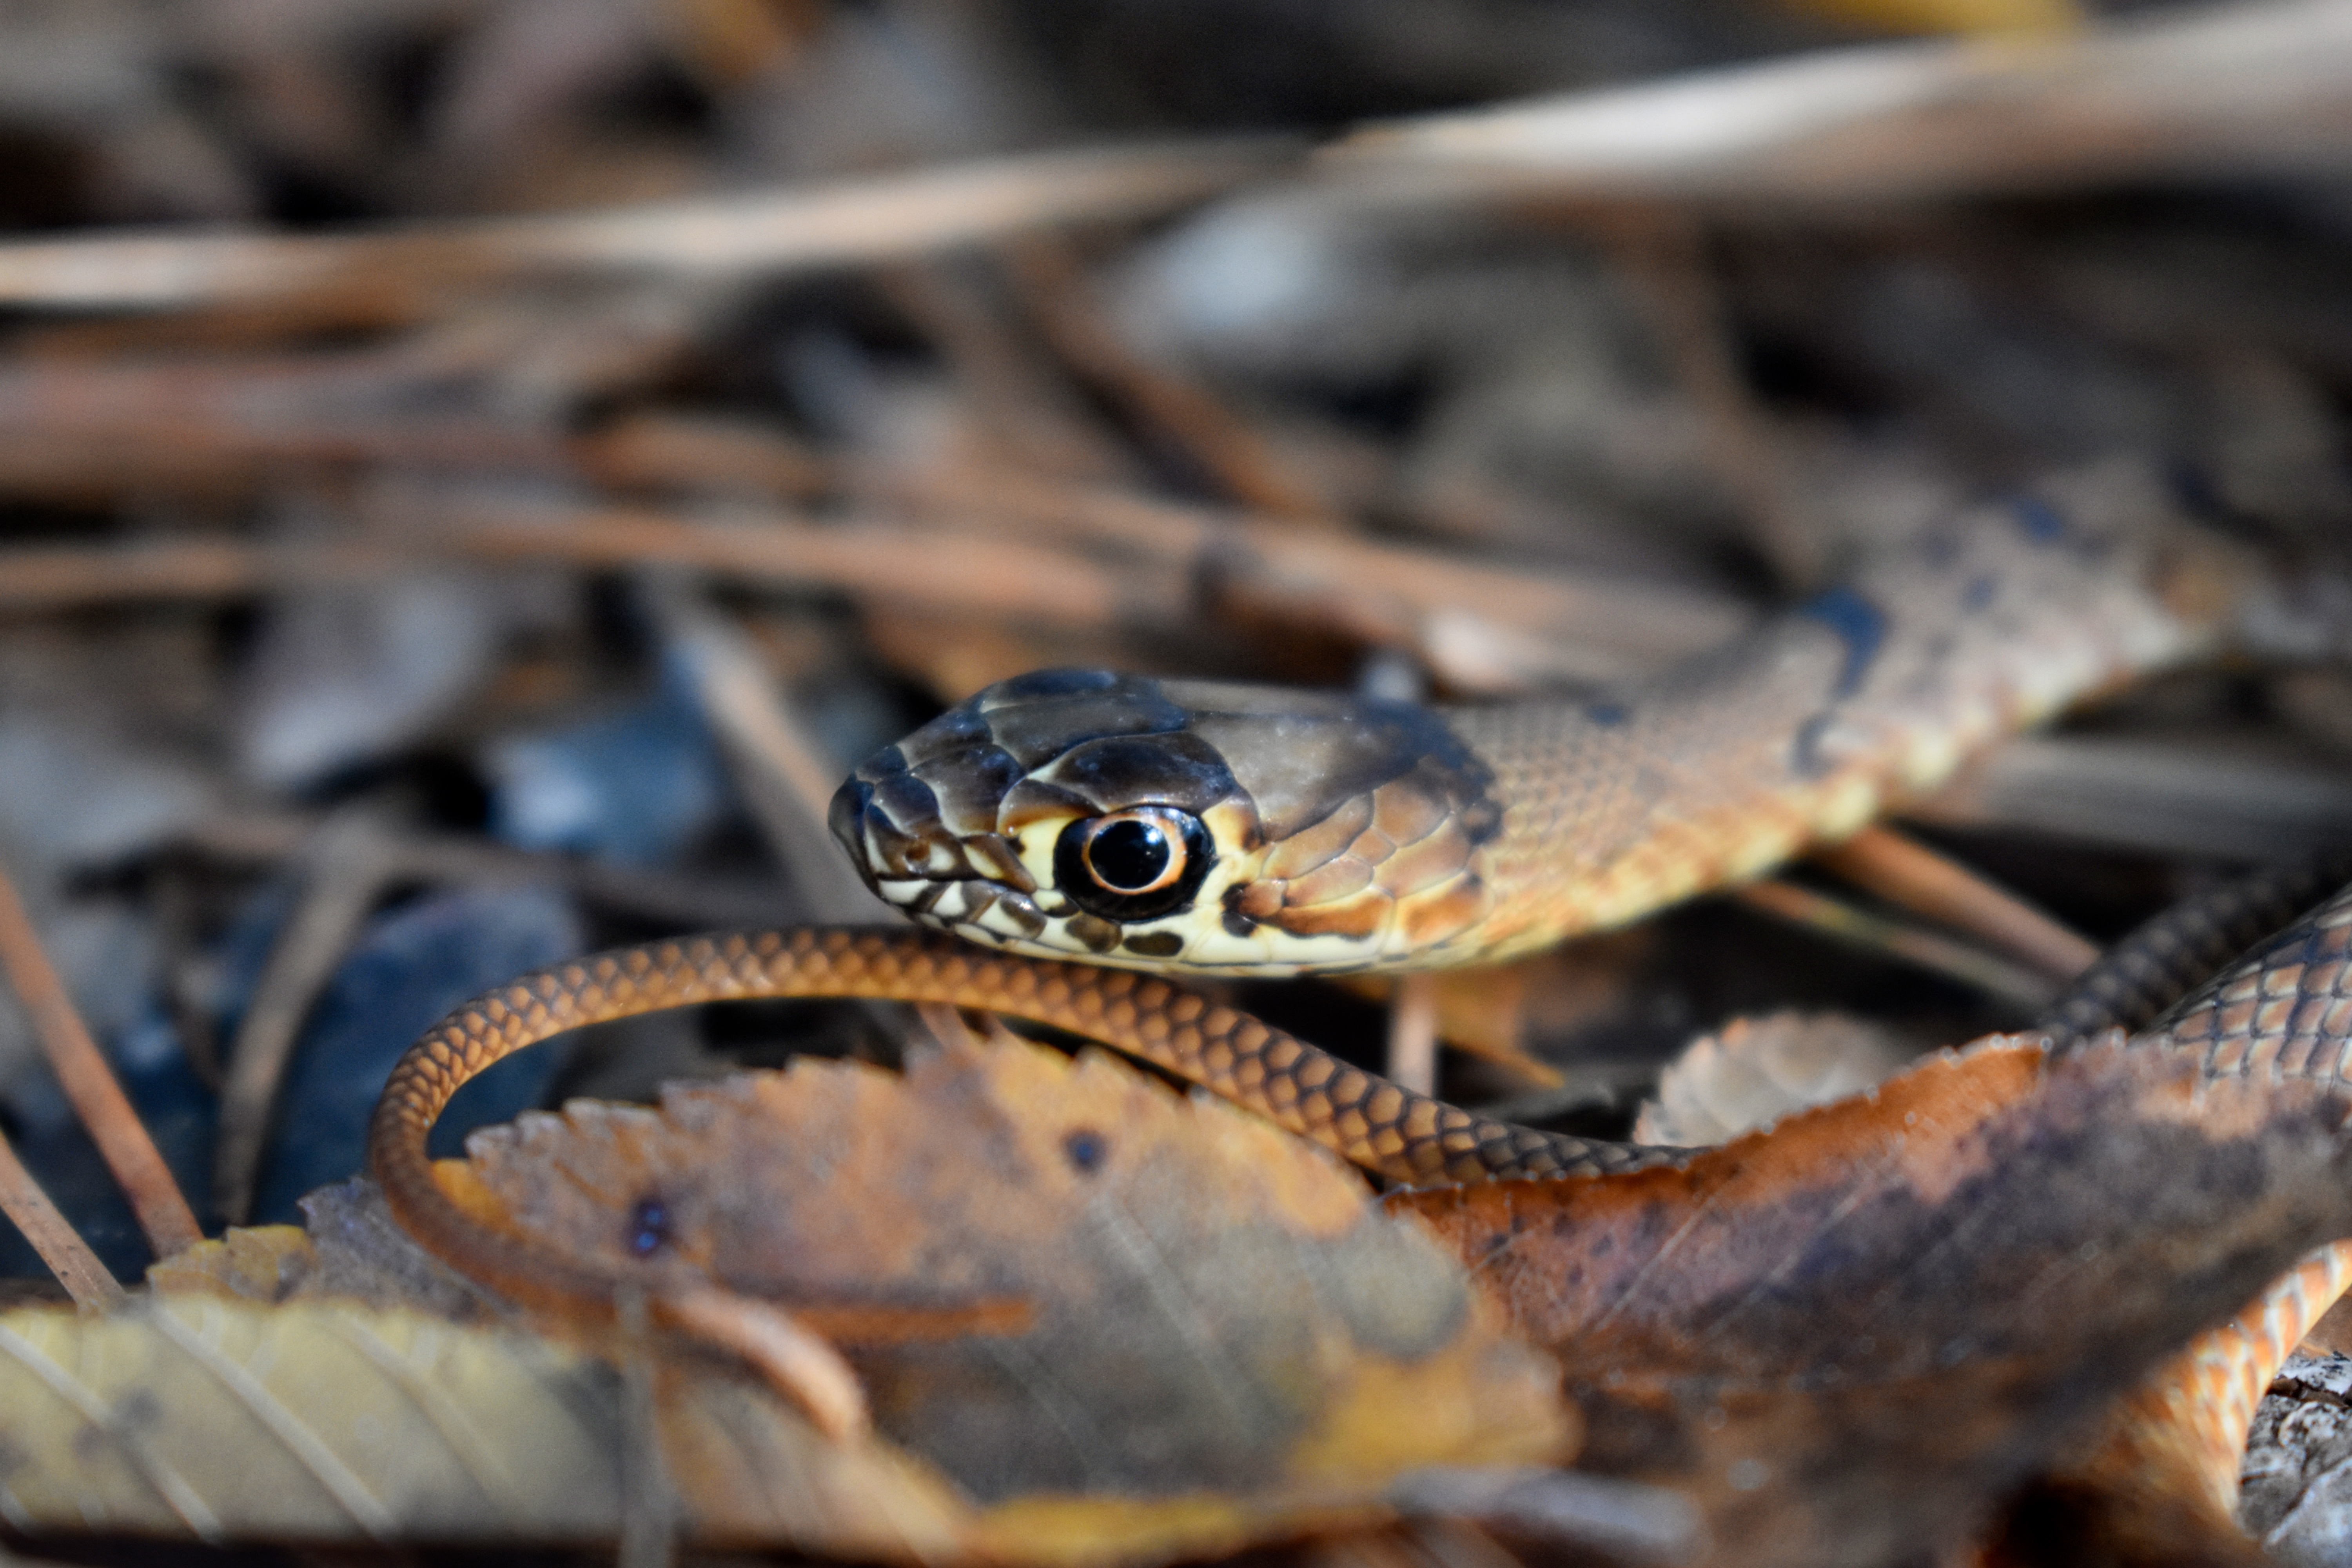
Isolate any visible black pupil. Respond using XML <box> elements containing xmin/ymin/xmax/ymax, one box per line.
<box><xmin>1088</xmin><ymin>818</ymin><xmax>1172</xmax><ymax>891</ymax></box>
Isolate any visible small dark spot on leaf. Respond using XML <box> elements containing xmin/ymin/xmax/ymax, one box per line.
<box><xmin>1063</xmin><ymin>1129</ymin><xmax>1109</xmax><ymax>1173</ymax></box>
<box><xmin>626</xmin><ymin>1195</ymin><xmax>672</xmax><ymax>1257</ymax></box>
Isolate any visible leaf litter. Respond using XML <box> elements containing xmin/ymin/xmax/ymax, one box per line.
<box><xmin>1396</xmin><ymin>1035</ymin><xmax>2352</xmax><ymax>1566</ymax></box>
<box><xmin>7</xmin><ymin>1006</ymin><xmax>2352</xmax><ymax>1565</ymax></box>
<box><xmin>1</xmin><ymin>1033</ymin><xmax>1566</xmax><ymax>1565</ymax></box>
<box><xmin>4</xmin><ymin>2</ymin><xmax>2352</xmax><ymax>1562</ymax></box>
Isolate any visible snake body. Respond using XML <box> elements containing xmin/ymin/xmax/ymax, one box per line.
<box><xmin>367</xmin><ymin>926</ymin><xmax>1642</xmax><ymax>1318</ymax></box>
<box><xmin>831</xmin><ymin>465</ymin><xmax>2264</xmax><ymax>975</ymax></box>
<box><xmin>371</xmin><ymin>465</ymin><xmax>2341</xmax><ymax>1330</ymax></box>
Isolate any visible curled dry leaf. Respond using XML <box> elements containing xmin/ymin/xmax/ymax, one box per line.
<box><xmin>439</xmin><ymin>1032</ymin><xmax>1570</xmax><ymax>1561</ymax></box>
<box><xmin>0</xmin><ymin>1293</ymin><xmax>629</xmax><ymax>1544</ymax></box>
<box><xmin>1394</xmin><ymin>1037</ymin><xmax>2352</xmax><ymax>1568</ymax></box>
<box><xmin>0</xmin><ymin>1289</ymin><xmax>979</xmax><ymax>1560</ymax></box>
<box><xmin>1631</xmin><ymin>1010</ymin><xmax>1914</xmax><ymax>1147</ymax></box>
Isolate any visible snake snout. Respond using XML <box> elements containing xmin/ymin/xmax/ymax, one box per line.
<box><xmin>830</xmin><ymin>759</ymin><xmax>955</xmax><ymax>889</ymax></box>
<box><xmin>827</xmin><ymin>776</ymin><xmax>886</xmax><ymax>892</ymax></box>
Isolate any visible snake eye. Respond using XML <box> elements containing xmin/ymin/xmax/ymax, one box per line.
<box><xmin>1086</xmin><ymin>816</ymin><xmax>1178</xmax><ymax>892</ymax></box>
<box><xmin>1054</xmin><ymin>808</ymin><xmax>1214</xmax><ymax>923</ymax></box>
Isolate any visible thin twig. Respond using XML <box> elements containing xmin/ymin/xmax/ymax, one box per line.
<box><xmin>656</xmin><ymin>1286</ymin><xmax>871</xmax><ymax>1443</ymax></box>
<box><xmin>1326</xmin><ymin>0</ymin><xmax>2352</xmax><ymax>205</ymax></box>
<box><xmin>1003</xmin><ymin>237</ymin><xmax>1340</xmax><ymax>524</ymax></box>
<box><xmin>1733</xmin><ymin>878</ymin><xmax>2056</xmax><ymax>1010</ymax></box>
<box><xmin>0</xmin><ymin>509</ymin><xmax>1146</xmax><ymax>625</ymax></box>
<box><xmin>432</xmin><ymin>494</ymin><xmax>1158</xmax><ymax>630</ymax></box>
<box><xmin>0</xmin><ymin>483</ymin><xmax>1752</xmax><ymax>679</ymax></box>
<box><xmin>875</xmin><ymin>262</ymin><xmax>1135</xmax><ymax>483</ymax></box>
<box><xmin>0</xmin><ymin>138</ymin><xmax>1295</xmax><ymax>310</ymax></box>
<box><xmin>1906</xmin><ymin>734</ymin><xmax>2352</xmax><ymax>860</ymax></box>
<box><xmin>924</xmin><ymin>466</ymin><xmax>1753</xmax><ymax>662</ymax></box>
<box><xmin>212</xmin><ymin>812</ymin><xmax>396</xmax><ymax>1224</ymax></box>
<box><xmin>1815</xmin><ymin>823</ymin><xmax>2099</xmax><ymax>981</ymax></box>
<box><xmin>0</xmin><ymin>862</ymin><xmax>202</xmax><ymax>1259</ymax></box>
<box><xmin>0</xmin><ymin>1125</ymin><xmax>123</xmax><ymax>1310</ymax></box>
<box><xmin>616</xmin><ymin>1288</ymin><xmax>679</xmax><ymax>1568</ymax></box>
<box><xmin>577</xmin><ymin>411</ymin><xmax>833</xmax><ymax>498</ymax></box>
<box><xmin>1387</xmin><ymin>974</ymin><xmax>1441</xmax><ymax>1097</ymax></box>
<box><xmin>647</xmin><ymin>584</ymin><xmax>889</xmax><ymax>924</ymax></box>
<box><xmin>1607</xmin><ymin>213</ymin><xmax>1817</xmax><ymax>587</ymax></box>
<box><xmin>915</xmin><ymin>1002</ymin><xmax>987</xmax><ymax>1054</ymax></box>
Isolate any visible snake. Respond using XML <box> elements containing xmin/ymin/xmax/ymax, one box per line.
<box><xmin>370</xmin><ymin>461</ymin><xmax>2350</xmax><ymax>1324</ymax></box>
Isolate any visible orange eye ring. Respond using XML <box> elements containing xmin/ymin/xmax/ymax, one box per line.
<box><xmin>1081</xmin><ymin>811</ymin><xmax>1186</xmax><ymax>894</ymax></box>
<box><xmin>1054</xmin><ymin>807</ymin><xmax>1214</xmax><ymax>923</ymax></box>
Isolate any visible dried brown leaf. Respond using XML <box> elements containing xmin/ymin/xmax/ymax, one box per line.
<box><xmin>1631</xmin><ymin>1010</ymin><xmax>1912</xmax><ymax>1146</ymax></box>
<box><xmin>0</xmin><ymin>1295</ymin><xmax>626</xmax><ymax>1543</ymax></box>
<box><xmin>0</xmin><ymin>1287</ymin><xmax>984</xmax><ymax>1559</ymax></box>
<box><xmin>1394</xmin><ymin>1038</ymin><xmax>2352</xmax><ymax>1566</ymax></box>
<box><xmin>448</xmin><ymin>1033</ymin><xmax>1571</xmax><ymax>1559</ymax></box>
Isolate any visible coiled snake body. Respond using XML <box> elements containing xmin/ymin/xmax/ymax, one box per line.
<box><xmin>371</xmin><ymin>463</ymin><xmax>2340</xmax><ymax>1324</ymax></box>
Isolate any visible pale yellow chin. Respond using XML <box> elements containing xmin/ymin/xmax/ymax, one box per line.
<box><xmin>938</xmin><ymin>918</ymin><xmax>1385</xmax><ymax>978</ymax></box>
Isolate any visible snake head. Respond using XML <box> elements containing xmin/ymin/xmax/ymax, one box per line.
<box><xmin>830</xmin><ymin>668</ymin><xmax>1503</xmax><ymax>974</ymax></box>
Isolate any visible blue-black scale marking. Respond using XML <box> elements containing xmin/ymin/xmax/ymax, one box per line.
<box><xmin>1795</xmin><ymin>585</ymin><xmax>1887</xmax><ymax>701</ymax></box>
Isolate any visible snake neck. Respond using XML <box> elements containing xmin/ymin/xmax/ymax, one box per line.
<box><xmin>1435</xmin><ymin>463</ymin><xmax>2262</xmax><ymax>962</ymax></box>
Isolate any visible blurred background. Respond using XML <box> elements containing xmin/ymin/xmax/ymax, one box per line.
<box><xmin>2</xmin><ymin>0</ymin><xmax>2351</xmax><ymax>1302</ymax></box>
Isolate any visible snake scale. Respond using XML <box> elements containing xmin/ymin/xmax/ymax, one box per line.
<box><xmin>370</xmin><ymin>461</ymin><xmax>2352</xmax><ymax>1327</ymax></box>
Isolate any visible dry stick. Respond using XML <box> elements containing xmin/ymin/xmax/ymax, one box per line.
<box><xmin>648</xmin><ymin>585</ymin><xmax>889</xmax><ymax>924</ymax></box>
<box><xmin>212</xmin><ymin>814</ymin><xmax>396</xmax><ymax>1224</ymax></box>
<box><xmin>880</xmin><ymin>466</ymin><xmax>1753</xmax><ymax>667</ymax></box>
<box><xmin>875</xmin><ymin>262</ymin><xmax>1136</xmax><ymax>484</ymax></box>
<box><xmin>0</xmin><ymin>138</ymin><xmax>1294</xmax><ymax>310</ymax></box>
<box><xmin>1387</xmin><ymin>973</ymin><xmax>1442</xmax><ymax>1098</ymax></box>
<box><xmin>0</xmin><ymin>508</ymin><xmax>1141</xmax><ymax>626</ymax></box>
<box><xmin>1905</xmin><ymin>733</ymin><xmax>2352</xmax><ymax>862</ymax></box>
<box><xmin>915</xmin><ymin>1002</ymin><xmax>987</xmax><ymax>1054</ymax></box>
<box><xmin>0</xmin><ymin>864</ymin><xmax>201</xmax><ymax>1259</ymax></box>
<box><xmin>615</xmin><ymin>1287</ymin><xmax>679</xmax><ymax>1568</ymax></box>
<box><xmin>1733</xmin><ymin>879</ymin><xmax>2057</xmax><ymax>1011</ymax></box>
<box><xmin>578</xmin><ymin>411</ymin><xmax>832</xmax><ymax>498</ymax></box>
<box><xmin>1324</xmin><ymin>0</ymin><xmax>2352</xmax><ymax>204</ymax></box>
<box><xmin>0</xmin><ymin>537</ymin><xmax>410</xmax><ymax>609</ymax></box>
<box><xmin>0</xmin><ymin>1126</ymin><xmax>122</xmax><ymax>1309</ymax></box>
<box><xmin>1001</xmin><ymin>237</ymin><xmax>1341</xmax><ymax>525</ymax></box>
<box><xmin>1815</xmin><ymin>823</ymin><xmax>2100</xmax><ymax>982</ymax></box>
<box><xmin>0</xmin><ymin>486</ymin><xmax>1749</xmax><ymax>679</ymax></box>
<box><xmin>457</xmin><ymin>499</ymin><xmax>1154</xmax><ymax>631</ymax></box>
<box><xmin>1606</xmin><ymin>214</ymin><xmax>1818</xmax><ymax>588</ymax></box>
